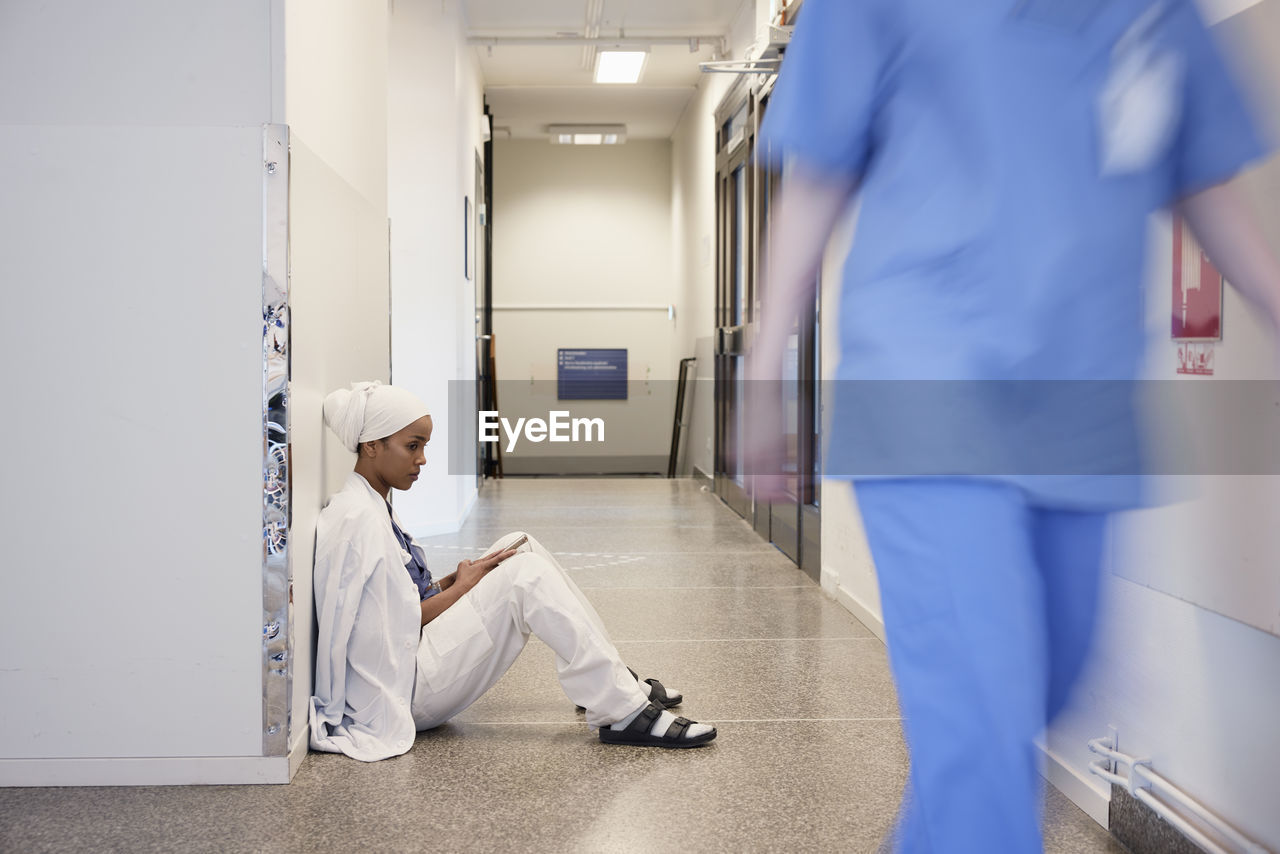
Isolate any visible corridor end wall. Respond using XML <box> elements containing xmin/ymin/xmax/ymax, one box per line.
<box><xmin>490</xmin><ymin>139</ymin><xmax>677</xmax><ymax>475</ymax></box>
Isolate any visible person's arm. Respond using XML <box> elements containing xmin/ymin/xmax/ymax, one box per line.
<box><xmin>1178</xmin><ymin>181</ymin><xmax>1280</xmax><ymax>336</ymax></box>
<box><xmin>418</xmin><ymin>548</ymin><xmax>517</xmax><ymax>626</ymax></box>
<box><xmin>751</xmin><ymin>164</ymin><xmax>859</xmax><ymax>383</ymax></box>
<box><xmin>744</xmin><ymin>163</ymin><xmax>858</xmax><ymax>496</ymax></box>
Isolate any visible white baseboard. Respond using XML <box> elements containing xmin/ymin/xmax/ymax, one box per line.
<box><xmin>1037</xmin><ymin>741</ymin><xmax>1111</xmax><ymax>829</ymax></box>
<box><xmin>0</xmin><ymin>755</ymin><xmax>293</xmax><ymax>787</ymax></box>
<box><xmin>287</xmin><ymin>726</ymin><xmax>309</xmax><ymax>781</ymax></box>
<box><xmin>823</xmin><ymin>572</ymin><xmax>887</xmax><ymax>644</ymax></box>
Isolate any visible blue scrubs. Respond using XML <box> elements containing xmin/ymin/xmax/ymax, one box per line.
<box><xmin>856</xmin><ymin>480</ymin><xmax>1107</xmax><ymax>852</ymax></box>
<box><xmin>387</xmin><ymin>504</ymin><xmax>441</xmax><ymax>601</ymax></box>
<box><xmin>758</xmin><ymin>0</ymin><xmax>1266</xmax><ymax>850</ymax></box>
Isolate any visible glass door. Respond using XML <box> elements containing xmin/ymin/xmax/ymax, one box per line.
<box><xmin>715</xmin><ymin>76</ymin><xmax>822</xmax><ymax>580</ymax></box>
<box><xmin>765</xmin><ymin>271</ymin><xmax>821</xmax><ymax>576</ymax></box>
<box><xmin>477</xmin><ymin>113</ymin><xmax>498</xmax><ymax>481</ymax></box>
<box><xmin>714</xmin><ymin>83</ymin><xmax>754</xmax><ymax>520</ymax></box>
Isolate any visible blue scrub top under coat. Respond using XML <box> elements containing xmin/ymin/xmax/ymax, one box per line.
<box><xmin>758</xmin><ymin>0</ymin><xmax>1268</xmax><ymax>508</ymax></box>
<box><xmin>386</xmin><ymin>503</ymin><xmax>439</xmax><ymax>601</ymax></box>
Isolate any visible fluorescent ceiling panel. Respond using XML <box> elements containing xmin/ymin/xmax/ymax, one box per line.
<box><xmin>548</xmin><ymin>124</ymin><xmax>627</xmax><ymax>144</ymax></box>
<box><xmin>595</xmin><ymin>50</ymin><xmax>647</xmax><ymax>84</ymax></box>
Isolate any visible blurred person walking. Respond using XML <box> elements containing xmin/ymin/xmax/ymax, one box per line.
<box><xmin>750</xmin><ymin>0</ymin><xmax>1280</xmax><ymax>850</ymax></box>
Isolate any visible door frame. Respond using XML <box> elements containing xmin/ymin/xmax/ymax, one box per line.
<box><xmin>713</xmin><ymin>78</ymin><xmax>756</xmax><ymax>520</ymax></box>
<box><xmin>713</xmin><ymin>74</ymin><xmax>823</xmax><ymax>580</ymax></box>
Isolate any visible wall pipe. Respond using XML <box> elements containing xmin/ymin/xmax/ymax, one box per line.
<box><xmin>1087</xmin><ymin>736</ymin><xmax>1269</xmax><ymax>854</ymax></box>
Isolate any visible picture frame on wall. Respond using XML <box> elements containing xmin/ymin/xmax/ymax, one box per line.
<box><xmin>464</xmin><ymin>195</ymin><xmax>473</xmax><ymax>281</ymax></box>
<box><xmin>1171</xmin><ymin>212</ymin><xmax>1223</xmax><ymax>341</ymax></box>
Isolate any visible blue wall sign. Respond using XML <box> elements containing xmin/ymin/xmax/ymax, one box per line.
<box><xmin>557</xmin><ymin>349</ymin><xmax>627</xmax><ymax>400</ymax></box>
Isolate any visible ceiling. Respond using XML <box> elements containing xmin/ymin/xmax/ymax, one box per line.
<box><xmin>463</xmin><ymin>0</ymin><xmax>751</xmax><ymax>140</ymax></box>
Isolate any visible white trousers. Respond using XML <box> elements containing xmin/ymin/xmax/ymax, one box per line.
<box><xmin>409</xmin><ymin>531</ymin><xmax>648</xmax><ymax>730</ymax></box>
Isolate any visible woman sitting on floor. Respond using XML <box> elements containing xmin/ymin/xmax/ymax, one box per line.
<box><xmin>309</xmin><ymin>381</ymin><xmax>716</xmax><ymax>761</ymax></box>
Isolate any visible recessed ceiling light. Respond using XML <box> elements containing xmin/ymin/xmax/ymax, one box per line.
<box><xmin>594</xmin><ymin>50</ymin><xmax>647</xmax><ymax>84</ymax></box>
<box><xmin>548</xmin><ymin>125</ymin><xmax>628</xmax><ymax>145</ymax></box>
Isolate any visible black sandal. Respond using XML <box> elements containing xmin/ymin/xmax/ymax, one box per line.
<box><xmin>641</xmin><ymin>677</ymin><xmax>682</xmax><ymax>709</ymax></box>
<box><xmin>576</xmin><ymin>668</ymin><xmax>684</xmax><ymax>711</ymax></box>
<box><xmin>627</xmin><ymin>666</ymin><xmax>682</xmax><ymax>708</ymax></box>
<box><xmin>598</xmin><ymin>702</ymin><xmax>717</xmax><ymax>749</ymax></box>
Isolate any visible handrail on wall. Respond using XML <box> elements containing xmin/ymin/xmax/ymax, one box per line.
<box><xmin>492</xmin><ymin>304</ymin><xmax>676</xmax><ymax>320</ymax></box>
<box><xmin>1087</xmin><ymin>736</ymin><xmax>1269</xmax><ymax>854</ymax></box>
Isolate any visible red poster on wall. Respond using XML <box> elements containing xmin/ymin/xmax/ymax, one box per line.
<box><xmin>1171</xmin><ymin>213</ymin><xmax>1223</xmax><ymax>341</ymax></box>
<box><xmin>1177</xmin><ymin>342</ymin><xmax>1214</xmax><ymax>375</ymax></box>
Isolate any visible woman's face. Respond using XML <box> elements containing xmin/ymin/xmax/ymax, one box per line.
<box><xmin>367</xmin><ymin>415</ymin><xmax>433</xmax><ymax>493</ymax></box>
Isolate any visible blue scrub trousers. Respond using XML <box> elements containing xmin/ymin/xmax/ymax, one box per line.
<box><xmin>855</xmin><ymin>480</ymin><xmax>1107</xmax><ymax>854</ymax></box>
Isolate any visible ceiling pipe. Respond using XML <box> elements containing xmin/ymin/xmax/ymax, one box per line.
<box><xmin>467</xmin><ymin>34</ymin><xmax>728</xmax><ymax>54</ymax></box>
<box><xmin>581</xmin><ymin>0</ymin><xmax>604</xmax><ymax>73</ymax></box>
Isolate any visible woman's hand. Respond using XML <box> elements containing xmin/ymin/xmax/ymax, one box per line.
<box><xmin>453</xmin><ymin>548</ymin><xmax>517</xmax><ymax>593</ymax></box>
<box><xmin>453</xmin><ymin>559</ymin><xmax>488</xmax><ymax>592</ymax></box>
<box><xmin>422</xmin><ymin>548</ymin><xmax>522</xmax><ymax>627</ymax></box>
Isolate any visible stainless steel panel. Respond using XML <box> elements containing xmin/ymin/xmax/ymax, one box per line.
<box><xmin>262</xmin><ymin>124</ymin><xmax>290</xmax><ymax>757</ymax></box>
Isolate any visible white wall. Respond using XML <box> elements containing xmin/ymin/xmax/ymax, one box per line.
<box><xmin>0</xmin><ymin>1</ymin><xmax>279</xmax><ymax>783</ymax></box>
<box><xmin>491</xmin><ymin>139</ymin><xmax>677</xmax><ymax>474</ymax></box>
<box><xmin>0</xmin><ymin>0</ymin><xmax>400</xmax><ymax>786</ymax></box>
<box><xmin>1045</xmin><ymin>8</ymin><xmax>1280</xmax><ymax>844</ymax></box>
<box><xmin>283</xmin><ymin>0</ymin><xmax>392</xmax><ymax>768</ymax></box>
<box><xmin>670</xmin><ymin>60</ymin><xmax>726</xmax><ymax>480</ymax></box>
<box><xmin>814</xmin><ymin>204</ymin><xmax>885</xmax><ymax>636</ymax></box>
<box><xmin>286</xmin><ymin>0</ymin><xmax>389</xmax><ymax>218</ymax></box>
<box><xmin>670</xmin><ymin>0</ymin><xmax>766</xmax><ymax>481</ymax></box>
<box><xmin>388</xmin><ymin>0</ymin><xmax>484</xmax><ymax>535</ymax></box>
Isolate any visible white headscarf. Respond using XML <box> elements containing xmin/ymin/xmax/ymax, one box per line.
<box><xmin>323</xmin><ymin>381</ymin><xmax>431</xmax><ymax>453</ymax></box>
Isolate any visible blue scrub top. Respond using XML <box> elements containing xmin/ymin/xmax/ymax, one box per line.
<box><xmin>386</xmin><ymin>503</ymin><xmax>440</xmax><ymax>601</ymax></box>
<box><xmin>758</xmin><ymin>0</ymin><xmax>1268</xmax><ymax>508</ymax></box>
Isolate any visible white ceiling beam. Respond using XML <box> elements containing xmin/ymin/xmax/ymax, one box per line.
<box><xmin>582</xmin><ymin>0</ymin><xmax>604</xmax><ymax>72</ymax></box>
<box><xmin>467</xmin><ymin>34</ymin><xmax>727</xmax><ymax>51</ymax></box>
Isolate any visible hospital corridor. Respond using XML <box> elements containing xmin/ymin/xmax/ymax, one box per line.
<box><xmin>3</xmin><ymin>0</ymin><xmax>1280</xmax><ymax>852</ymax></box>
<box><xmin>0</xmin><ymin>479</ymin><xmax>1124</xmax><ymax>852</ymax></box>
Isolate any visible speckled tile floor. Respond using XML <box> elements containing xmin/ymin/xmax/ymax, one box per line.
<box><xmin>0</xmin><ymin>478</ymin><xmax>1125</xmax><ymax>854</ymax></box>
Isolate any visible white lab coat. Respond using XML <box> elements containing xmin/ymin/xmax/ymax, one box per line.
<box><xmin>309</xmin><ymin>472</ymin><xmax>420</xmax><ymax>761</ymax></box>
<box><xmin>310</xmin><ymin>473</ymin><xmax>649</xmax><ymax>762</ymax></box>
